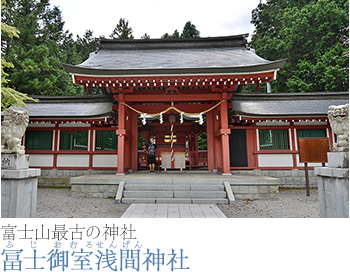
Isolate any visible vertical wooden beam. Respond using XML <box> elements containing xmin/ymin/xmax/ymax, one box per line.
<box><xmin>290</xmin><ymin>124</ymin><xmax>298</xmax><ymax>169</ymax></box>
<box><xmin>130</xmin><ymin>110</ymin><xmax>139</xmax><ymax>171</ymax></box>
<box><xmin>89</xmin><ymin>129</ymin><xmax>93</xmax><ymax>169</ymax></box>
<box><xmin>53</xmin><ymin>124</ymin><xmax>59</xmax><ymax>169</ymax></box>
<box><xmin>117</xmin><ymin>96</ymin><xmax>126</xmax><ymax>174</ymax></box>
<box><xmin>219</xmin><ymin>99</ymin><xmax>231</xmax><ymax>174</ymax></box>
<box><xmin>206</xmin><ymin>111</ymin><xmax>215</xmax><ymax>171</ymax></box>
<box><xmin>194</xmin><ymin>134</ymin><xmax>199</xmax><ymax>166</ymax></box>
<box><xmin>213</xmin><ymin>108</ymin><xmax>222</xmax><ymax>170</ymax></box>
<box><xmin>246</xmin><ymin>128</ymin><xmax>256</xmax><ymax>168</ymax></box>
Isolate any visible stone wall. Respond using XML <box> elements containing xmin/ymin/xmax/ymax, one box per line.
<box><xmin>70</xmin><ymin>175</ymin><xmax>122</xmax><ymax>198</ymax></box>
<box><xmin>230</xmin><ymin>184</ymin><xmax>279</xmax><ymax>200</ymax></box>
<box><xmin>231</xmin><ymin>169</ymin><xmax>317</xmax><ymax>188</ymax></box>
<box><xmin>38</xmin><ymin>169</ymin><xmax>316</xmax><ymax>189</ymax></box>
<box><xmin>71</xmin><ymin>184</ymin><xmax>119</xmax><ymax>198</ymax></box>
<box><xmin>38</xmin><ymin>169</ymin><xmax>116</xmax><ymax>187</ymax></box>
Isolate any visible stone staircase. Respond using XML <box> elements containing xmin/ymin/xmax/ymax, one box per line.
<box><xmin>116</xmin><ymin>176</ymin><xmax>230</xmax><ymax>204</ymax></box>
<box><xmin>70</xmin><ymin>172</ymin><xmax>280</xmax><ymax>203</ymax></box>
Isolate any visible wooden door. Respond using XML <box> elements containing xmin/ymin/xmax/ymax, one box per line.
<box><xmin>229</xmin><ymin>129</ymin><xmax>248</xmax><ymax>167</ymax></box>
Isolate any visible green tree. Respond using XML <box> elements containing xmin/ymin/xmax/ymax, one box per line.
<box><xmin>161</xmin><ymin>29</ymin><xmax>180</xmax><ymax>39</ymax></box>
<box><xmin>1</xmin><ymin>0</ymin><xmax>37</xmax><ymax>110</ymax></box>
<box><xmin>250</xmin><ymin>0</ymin><xmax>349</xmax><ymax>92</ymax></box>
<box><xmin>76</xmin><ymin>29</ymin><xmax>97</xmax><ymax>61</ymax></box>
<box><xmin>181</xmin><ymin>21</ymin><xmax>200</xmax><ymax>38</ymax></box>
<box><xmin>198</xmin><ymin>132</ymin><xmax>207</xmax><ymax>150</ymax></box>
<box><xmin>2</xmin><ymin>0</ymin><xmax>84</xmax><ymax>96</ymax></box>
<box><xmin>162</xmin><ymin>22</ymin><xmax>200</xmax><ymax>39</ymax></box>
<box><xmin>110</xmin><ymin>18</ymin><xmax>134</xmax><ymax>39</ymax></box>
<box><xmin>141</xmin><ymin>33</ymin><xmax>150</xmax><ymax>39</ymax></box>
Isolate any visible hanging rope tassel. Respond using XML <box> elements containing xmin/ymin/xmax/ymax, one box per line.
<box><xmin>141</xmin><ymin>113</ymin><xmax>147</xmax><ymax>125</ymax></box>
<box><xmin>180</xmin><ymin>112</ymin><xmax>184</xmax><ymax>124</ymax></box>
<box><xmin>199</xmin><ymin>112</ymin><xmax>204</xmax><ymax>125</ymax></box>
<box><xmin>159</xmin><ymin>112</ymin><xmax>163</xmax><ymax>124</ymax></box>
<box><xmin>171</xmin><ymin>123</ymin><xmax>174</xmax><ymax>168</ymax></box>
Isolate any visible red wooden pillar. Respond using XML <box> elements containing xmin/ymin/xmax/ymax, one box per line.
<box><xmin>130</xmin><ymin>110</ymin><xmax>139</xmax><ymax>171</ymax></box>
<box><xmin>194</xmin><ymin>134</ymin><xmax>199</xmax><ymax>166</ymax></box>
<box><xmin>246</xmin><ymin>128</ymin><xmax>256</xmax><ymax>168</ymax></box>
<box><xmin>206</xmin><ymin>111</ymin><xmax>215</xmax><ymax>171</ymax></box>
<box><xmin>116</xmin><ymin>96</ymin><xmax>126</xmax><ymax>174</ymax></box>
<box><xmin>53</xmin><ymin>123</ymin><xmax>59</xmax><ymax>169</ymax></box>
<box><xmin>219</xmin><ymin>99</ymin><xmax>231</xmax><ymax>174</ymax></box>
<box><xmin>213</xmin><ymin>107</ymin><xmax>222</xmax><ymax>170</ymax></box>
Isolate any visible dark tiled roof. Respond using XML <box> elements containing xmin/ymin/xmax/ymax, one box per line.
<box><xmin>64</xmin><ymin>35</ymin><xmax>286</xmax><ymax>76</ymax></box>
<box><xmin>9</xmin><ymin>95</ymin><xmax>114</xmax><ymax>118</ymax></box>
<box><xmin>230</xmin><ymin>92</ymin><xmax>349</xmax><ymax>117</ymax></box>
<box><xmin>6</xmin><ymin>92</ymin><xmax>347</xmax><ymax>119</ymax></box>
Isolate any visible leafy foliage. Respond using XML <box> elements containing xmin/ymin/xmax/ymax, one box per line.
<box><xmin>2</xmin><ymin>1</ymin><xmax>199</xmax><ymax>99</ymax></box>
<box><xmin>161</xmin><ymin>30</ymin><xmax>180</xmax><ymax>39</ymax></box>
<box><xmin>198</xmin><ymin>132</ymin><xmax>207</xmax><ymax>150</ymax></box>
<box><xmin>162</xmin><ymin>21</ymin><xmax>200</xmax><ymax>39</ymax></box>
<box><xmin>2</xmin><ymin>0</ymin><xmax>84</xmax><ymax>96</ymax></box>
<box><xmin>250</xmin><ymin>0</ymin><xmax>349</xmax><ymax>92</ymax></box>
<box><xmin>1</xmin><ymin>0</ymin><xmax>38</xmax><ymax>110</ymax></box>
<box><xmin>110</xmin><ymin>18</ymin><xmax>134</xmax><ymax>39</ymax></box>
<box><xmin>141</xmin><ymin>33</ymin><xmax>150</xmax><ymax>39</ymax></box>
<box><xmin>76</xmin><ymin>29</ymin><xmax>96</xmax><ymax>63</ymax></box>
<box><xmin>181</xmin><ymin>21</ymin><xmax>200</xmax><ymax>38</ymax></box>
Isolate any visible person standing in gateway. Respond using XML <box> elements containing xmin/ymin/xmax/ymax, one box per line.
<box><xmin>147</xmin><ymin>137</ymin><xmax>157</xmax><ymax>173</ymax></box>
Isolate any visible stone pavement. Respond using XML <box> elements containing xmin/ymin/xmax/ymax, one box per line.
<box><xmin>121</xmin><ymin>203</ymin><xmax>227</xmax><ymax>218</ymax></box>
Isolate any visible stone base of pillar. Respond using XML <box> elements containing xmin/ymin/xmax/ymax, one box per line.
<box><xmin>315</xmin><ymin>152</ymin><xmax>349</xmax><ymax>218</ymax></box>
<box><xmin>1</xmin><ymin>153</ymin><xmax>41</xmax><ymax>218</ymax></box>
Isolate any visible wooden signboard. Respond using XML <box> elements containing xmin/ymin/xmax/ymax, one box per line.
<box><xmin>298</xmin><ymin>138</ymin><xmax>329</xmax><ymax>196</ymax></box>
<box><xmin>299</xmin><ymin>138</ymin><xmax>329</xmax><ymax>163</ymax></box>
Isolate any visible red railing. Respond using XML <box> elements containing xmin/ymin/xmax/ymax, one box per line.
<box><xmin>189</xmin><ymin>151</ymin><xmax>208</xmax><ymax>170</ymax></box>
<box><xmin>138</xmin><ymin>150</ymin><xmax>162</xmax><ymax>170</ymax></box>
<box><xmin>138</xmin><ymin>150</ymin><xmax>208</xmax><ymax>170</ymax></box>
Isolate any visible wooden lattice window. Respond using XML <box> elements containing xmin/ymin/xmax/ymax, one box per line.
<box><xmin>26</xmin><ymin>131</ymin><xmax>53</xmax><ymax>150</ymax></box>
<box><xmin>60</xmin><ymin>130</ymin><xmax>88</xmax><ymax>150</ymax></box>
<box><xmin>95</xmin><ymin>131</ymin><xmax>117</xmax><ymax>151</ymax></box>
<box><xmin>259</xmin><ymin>129</ymin><xmax>289</xmax><ymax>150</ymax></box>
<box><xmin>297</xmin><ymin>129</ymin><xmax>326</xmax><ymax>138</ymax></box>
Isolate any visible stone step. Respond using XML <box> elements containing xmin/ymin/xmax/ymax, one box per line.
<box><xmin>121</xmin><ymin>198</ymin><xmax>229</xmax><ymax>204</ymax></box>
<box><xmin>174</xmin><ymin>191</ymin><xmax>226</xmax><ymax>198</ymax></box>
<box><xmin>124</xmin><ymin>184</ymin><xmax>224</xmax><ymax>191</ymax></box>
<box><xmin>121</xmin><ymin>179</ymin><xmax>225</xmax><ymax>185</ymax></box>
<box><xmin>123</xmin><ymin>190</ymin><xmax>227</xmax><ymax>198</ymax></box>
<box><xmin>121</xmin><ymin>179</ymin><xmax>230</xmax><ymax>204</ymax></box>
<box><xmin>124</xmin><ymin>191</ymin><xmax>173</xmax><ymax>198</ymax></box>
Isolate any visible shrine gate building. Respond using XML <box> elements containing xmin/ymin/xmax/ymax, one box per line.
<box><xmin>63</xmin><ymin>34</ymin><xmax>286</xmax><ymax>175</ymax></box>
<box><xmin>21</xmin><ymin>35</ymin><xmax>348</xmax><ymax>179</ymax></box>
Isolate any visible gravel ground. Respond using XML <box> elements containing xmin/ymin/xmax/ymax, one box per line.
<box><xmin>37</xmin><ymin>188</ymin><xmax>319</xmax><ymax>218</ymax></box>
<box><xmin>37</xmin><ymin>188</ymin><xmax>130</xmax><ymax>218</ymax></box>
<box><xmin>218</xmin><ymin>188</ymin><xmax>319</xmax><ymax>218</ymax></box>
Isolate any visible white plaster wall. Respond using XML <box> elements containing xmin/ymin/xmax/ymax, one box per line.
<box><xmin>57</xmin><ymin>154</ymin><xmax>89</xmax><ymax>167</ymax></box>
<box><xmin>258</xmin><ymin>154</ymin><xmax>293</xmax><ymax>167</ymax></box>
<box><xmin>92</xmin><ymin>154</ymin><xmax>118</xmax><ymax>167</ymax></box>
<box><xmin>29</xmin><ymin>154</ymin><xmax>54</xmax><ymax>167</ymax></box>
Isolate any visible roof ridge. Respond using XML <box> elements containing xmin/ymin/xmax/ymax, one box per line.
<box><xmin>97</xmin><ymin>34</ymin><xmax>249</xmax><ymax>51</ymax></box>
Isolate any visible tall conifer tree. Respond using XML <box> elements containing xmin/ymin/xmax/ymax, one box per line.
<box><xmin>2</xmin><ymin>0</ymin><xmax>84</xmax><ymax>95</ymax></box>
<box><xmin>250</xmin><ymin>0</ymin><xmax>348</xmax><ymax>92</ymax></box>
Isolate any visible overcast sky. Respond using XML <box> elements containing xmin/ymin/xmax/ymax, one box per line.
<box><xmin>50</xmin><ymin>0</ymin><xmax>265</xmax><ymax>40</ymax></box>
